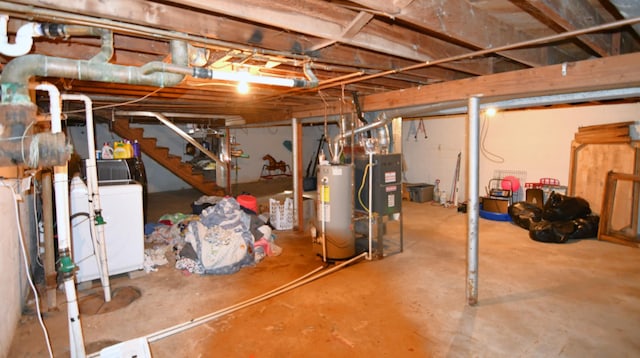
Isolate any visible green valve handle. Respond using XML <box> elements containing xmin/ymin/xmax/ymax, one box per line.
<box><xmin>58</xmin><ymin>255</ymin><xmax>75</xmax><ymax>273</ymax></box>
<box><xmin>95</xmin><ymin>213</ymin><xmax>106</xmax><ymax>225</ymax></box>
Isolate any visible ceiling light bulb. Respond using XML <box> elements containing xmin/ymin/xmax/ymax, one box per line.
<box><xmin>237</xmin><ymin>81</ymin><xmax>249</xmax><ymax>94</ymax></box>
<box><xmin>485</xmin><ymin>107</ymin><xmax>497</xmax><ymax>117</ymax></box>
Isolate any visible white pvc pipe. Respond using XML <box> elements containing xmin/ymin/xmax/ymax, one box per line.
<box><xmin>144</xmin><ymin>264</ymin><xmax>326</xmax><ymax>343</ymax></box>
<box><xmin>367</xmin><ymin>152</ymin><xmax>373</xmax><ymax>260</ymax></box>
<box><xmin>146</xmin><ymin>252</ymin><xmax>367</xmax><ymax>344</ymax></box>
<box><xmin>62</xmin><ymin>94</ymin><xmax>111</xmax><ymax>302</ymax></box>
<box><xmin>35</xmin><ymin>83</ymin><xmax>86</xmax><ymax>357</ymax></box>
<box><xmin>87</xmin><ymin>263</ymin><xmax>342</xmax><ymax>357</ymax></box>
<box><xmin>0</xmin><ymin>14</ymin><xmax>42</xmax><ymax>57</ymax></box>
<box><xmin>467</xmin><ymin>96</ymin><xmax>480</xmax><ymax>306</ymax></box>
<box><xmin>292</xmin><ymin>117</ymin><xmax>300</xmax><ymax>229</ymax></box>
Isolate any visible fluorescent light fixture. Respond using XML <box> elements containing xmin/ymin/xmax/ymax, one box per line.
<box><xmin>206</xmin><ymin>70</ymin><xmax>297</xmax><ymax>87</ymax></box>
<box><xmin>192</xmin><ymin>63</ymin><xmax>317</xmax><ymax>88</ymax></box>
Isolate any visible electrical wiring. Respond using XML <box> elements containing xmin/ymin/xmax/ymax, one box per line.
<box><xmin>1</xmin><ymin>184</ymin><xmax>54</xmax><ymax>358</ymax></box>
<box><xmin>480</xmin><ymin>113</ymin><xmax>505</xmax><ymax>164</ymax></box>
<box><xmin>31</xmin><ymin>177</ymin><xmax>46</xmax><ymax>269</ymax></box>
<box><xmin>318</xmin><ymin>91</ymin><xmax>334</xmax><ymax>160</ymax></box>
<box><xmin>60</xmin><ymin>88</ymin><xmax>162</xmax><ymax>115</ymax></box>
<box><xmin>68</xmin><ymin>212</ymin><xmax>99</xmax><ymax>266</ymax></box>
<box><xmin>20</xmin><ymin>119</ymin><xmax>37</xmax><ymax>167</ymax></box>
<box><xmin>357</xmin><ymin>162</ymin><xmax>371</xmax><ymax>213</ymax></box>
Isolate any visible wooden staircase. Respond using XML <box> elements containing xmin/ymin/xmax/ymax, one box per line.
<box><xmin>112</xmin><ymin>118</ymin><xmax>226</xmax><ymax>196</ymax></box>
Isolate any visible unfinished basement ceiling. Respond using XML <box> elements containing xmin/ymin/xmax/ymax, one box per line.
<box><xmin>1</xmin><ymin>0</ymin><xmax>639</xmax><ymax>125</ymax></box>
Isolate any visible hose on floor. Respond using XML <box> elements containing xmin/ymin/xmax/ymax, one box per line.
<box><xmin>146</xmin><ymin>252</ymin><xmax>367</xmax><ymax>343</ymax></box>
<box><xmin>86</xmin><ymin>252</ymin><xmax>368</xmax><ymax>356</ymax></box>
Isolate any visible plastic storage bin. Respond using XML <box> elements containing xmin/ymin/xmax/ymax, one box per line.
<box><xmin>407</xmin><ymin>183</ymin><xmax>434</xmax><ymax>203</ymax></box>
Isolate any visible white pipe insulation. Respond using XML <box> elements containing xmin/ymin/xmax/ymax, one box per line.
<box><xmin>367</xmin><ymin>152</ymin><xmax>373</xmax><ymax>260</ymax></box>
<box><xmin>0</xmin><ymin>14</ymin><xmax>42</xmax><ymax>57</ymax></box>
<box><xmin>292</xmin><ymin>117</ymin><xmax>300</xmax><ymax>229</ymax></box>
<box><xmin>35</xmin><ymin>83</ymin><xmax>87</xmax><ymax>357</ymax></box>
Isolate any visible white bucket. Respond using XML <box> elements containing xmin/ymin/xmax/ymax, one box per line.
<box><xmin>439</xmin><ymin>190</ymin><xmax>447</xmax><ymax>205</ymax></box>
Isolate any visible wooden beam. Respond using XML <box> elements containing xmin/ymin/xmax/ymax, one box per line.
<box><xmin>518</xmin><ymin>0</ymin><xmax>612</xmax><ymax>57</ymax></box>
<box><xmin>41</xmin><ymin>171</ymin><xmax>57</xmax><ymax>310</ymax></box>
<box><xmin>166</xmin><ymin>0</ymin><xmax>494</xmax><ymax>75</ymax></box>
<box><xmin>349</xmin><ymin>0</ymin><xmax>572</xmax><ymax>67</ymax></box>
<box><xmin>11</xmin><ymin>0</ymin><xmax>475</xmax><ymax>83</ymax></box>
<box><xmin>292</xmin><ymin>51</ymin><xmax>640</xmax><ymax>119</ymax></box>
<box><xmin>32</xmin><ymin>41</ymin><xmax>164</xmax><ymax>66</ymax></box>
<box><xmin>611</xmin><ymin>0</ymin><xmax>640</xmax><ymax>37</ymax></box>
<box><xmin>309</xmin><ymin>11</ymin><xmax>373</xmax><ymax>51</ymax></box>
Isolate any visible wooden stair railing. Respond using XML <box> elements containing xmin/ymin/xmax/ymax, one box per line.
<box><xmin>112</xmin><ymin>118</ymin><xmax>226</xmax><ymax>196</ymax></box>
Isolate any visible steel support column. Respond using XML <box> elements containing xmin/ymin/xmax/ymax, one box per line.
<box><xmin>467</xmin><ymin>96</ymin><xmax>480</xmax><ymax>306</ymax></box>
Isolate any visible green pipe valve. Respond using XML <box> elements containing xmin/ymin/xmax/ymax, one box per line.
<box><xmin>94</xmin><ymin>212</ymin><xmax>106</xmax><ymax>225</ymax></box>
<box><xmin>58</xmin><ymin>255</ymin><xmax>75</xmax><ymax>273</ymax></box>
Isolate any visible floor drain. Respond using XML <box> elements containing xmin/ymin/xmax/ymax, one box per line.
<box><xmin>79</xmin><ymin>286</ymin><xmax>142</xmax><ymax>315</ymax></box>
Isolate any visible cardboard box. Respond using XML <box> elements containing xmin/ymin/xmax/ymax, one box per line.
<box><xmin>482</xmin><ymin>197</ymin><xmax>509</xmax><ymax>213</ymax></box>
<box><xmin>401</xmin><ymin>183</ymin><xmax>411</xmax><ymax>201</ymax></box>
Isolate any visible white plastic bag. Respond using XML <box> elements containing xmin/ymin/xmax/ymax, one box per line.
<box><xmin>269</xmin><ymin>197</ymin><xmax>293</xmax><ymax>230</ymax></box>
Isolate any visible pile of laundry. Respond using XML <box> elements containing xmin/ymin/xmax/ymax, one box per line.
<box><xmin>145</xmin><ymin>196</ymin><xmax>282</xmax><ymax>274</ymax></box>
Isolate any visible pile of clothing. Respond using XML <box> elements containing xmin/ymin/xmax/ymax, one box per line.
<box><xmin>146</xmin><ymin>196</ymin><xmax>281</xmax><ymax>275</ymax></box>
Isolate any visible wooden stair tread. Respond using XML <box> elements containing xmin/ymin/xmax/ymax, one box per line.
<box><xmin>112</xmin><ymin>118</ymin><xmax>226</xmax><ymax>196</ymax></box>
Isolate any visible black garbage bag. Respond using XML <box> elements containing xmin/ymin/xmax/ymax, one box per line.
<box><xmin>508</xmin><ymin>201</ymin><xmax>543</xmax><ymax>230</ymax></box>
<box><xmin>567</xmin><ymin>215</ymin><xmax>600</xmax><ymax>240</ymax></box>
<box><xmin>542</xmin><ymin>192</ymin><xmax>591</xmax><ymax>221</ymax></box>
<box><xmin>529</xmin><ymin>220</ymin><xmax>571</xmax><ymax>243</ymax></box>
<box><xmin>529</xmin><ymin>220</ymin><xmax>559</xmax><ymax>243</ymax></box>
<box><xmin>551</xmin><ymin>220</ymin><xmax>578</xmax><ymax>242</ymax></box>
<box><xmin>529</xmin><ymin>215</ymin><xmax>600</xmax><ymax>243</ymax></box>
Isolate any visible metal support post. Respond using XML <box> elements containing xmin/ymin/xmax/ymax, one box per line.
<box><xmin>467</xmin><ymin>96</ymin><xmax>480</xmax><ymax>306</ymax></box>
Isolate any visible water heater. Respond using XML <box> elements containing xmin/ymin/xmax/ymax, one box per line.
<box><xmin>315</xmin><ymin>163</ymin><xmax>355</xmax><ymax>259</ymax></box>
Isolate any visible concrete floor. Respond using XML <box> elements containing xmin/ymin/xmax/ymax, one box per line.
<box><xmin>9</xmin><ymin>183</ymin><xmax>640</xmax><ymax>357</ymax></box>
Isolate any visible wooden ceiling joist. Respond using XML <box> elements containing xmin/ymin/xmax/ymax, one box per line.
<box><xmin>1</xmin><ymin>0</ymin><xmax>638</xmax><ymax>124</ymax></box>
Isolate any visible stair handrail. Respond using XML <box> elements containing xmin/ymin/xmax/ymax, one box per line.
<box><xmin>115</xmin><ymin>111</ymin><xmax>225</xmax><ymax>168</ymax></box>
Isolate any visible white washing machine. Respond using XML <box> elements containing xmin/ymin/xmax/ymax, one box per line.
<box><xmin>70</xmin><ymin>179</ymin><xmax>144</xmax><ymax>283</ymax></box>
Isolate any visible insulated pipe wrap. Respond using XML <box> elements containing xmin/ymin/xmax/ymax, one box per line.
<box><xmin>0</xmin><ymin>103</ymin><xmax>35</xmax><ymax>132</ymax></box>
<box><xmin>1</xmin><ymin>39</ymin><xmax>188</xmax><ymax>104</ymax></box>
<box><xmin>0</xmin><ymin>104</ymin><xmax>71</xmax><ymax>166</ymax></box>
<box><xmin>39</xmin><ymin>23</ymin><xmax>66</xmax><ymax>38</ymax></box>
<box><xmin>0</xmin><ymin>30</ymin><xmax>186</xmax><ymax>166</ymax></box>
<box><xmin>0</xmin><ymin>132</ymin><xmax>71</xmax><ymax>167</ymax></box>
